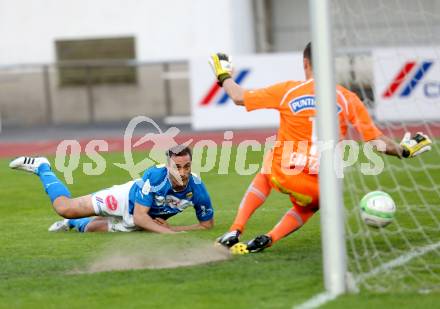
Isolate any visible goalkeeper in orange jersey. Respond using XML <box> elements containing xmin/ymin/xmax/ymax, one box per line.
<box><xmin>209</xmin><ymin>42</ymin><xmax>433</xmax><ymax>253</ymax></box>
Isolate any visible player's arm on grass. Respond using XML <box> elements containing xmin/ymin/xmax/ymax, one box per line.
<box><xmin>168</xmin><ymin>219</ymin><xmax>214</xmax><ymax>232</ymax></box>
<box><xmin>153</xmin><ymin>217</ymin><xmax>213</xmax><ymax>231</ymax></box>
<box><xmin>133</xmin><ymin>170</ymin><xmax>176</xmax><ymax>233</ymax></box>
<box><xmin>167</xmin><ymin>182</ymin><xmax>214</xmax><ymax>232</ymax></box>
<box><xmin>133</xmin><ymin>203</ymin><xmax>176</xmax><ymax>234</ymax></box>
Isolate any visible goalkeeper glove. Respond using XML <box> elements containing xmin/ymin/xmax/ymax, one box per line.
<box><xmin>400</xmin><ymin>132</ymin><xmax>432</xmax><ymax>158</ymax></box>
<box><xmin>209</xmin><ymin>53</ymin><xmax>233</xmax><ymax>86</ymax></box>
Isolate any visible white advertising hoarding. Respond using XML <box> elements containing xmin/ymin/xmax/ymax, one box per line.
<box><xmin>373</xmin><ymin>47</ymin><xmax>440</xmax><ymax>121</ymax></box>
<box><xmin>190</xmin><ymin>53</ymin><xmax>304</xmax><ymax>130</ymax></box>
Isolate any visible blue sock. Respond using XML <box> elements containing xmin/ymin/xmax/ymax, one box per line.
<box><xmin>37</xmin><ymin>163</ymin><xmax>71</xmax><ymax>203</ymax></box>
<box><xmin>68</xmin><ymin>218</ymin><xmax>93</xmax><ymax>232</ymax></box>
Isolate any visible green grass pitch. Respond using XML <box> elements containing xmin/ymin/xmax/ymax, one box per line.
<box><xmin>0</xmin><ymin>150</ymin><xmax>439</xmax><ymax>308</ymax></box>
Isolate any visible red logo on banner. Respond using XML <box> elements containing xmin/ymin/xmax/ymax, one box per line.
<box><xmin>105</xmin><ymin>195</ymin><xmax>118</xmax><ymax>211</ymax></box>
<box><xmin>199</xmin><ymin>69</ymin><xmax>250</xmax><ymax>106</ymax></box>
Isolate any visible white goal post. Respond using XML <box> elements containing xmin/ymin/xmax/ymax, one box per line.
<box><xmin>309</xmin><ymin>0</ymin><xmax>348</xmax><ymax>296</ymax></box>
<box><xmin>308</xmin><ymin>0</ymin><xmax>440</xmax><ymax>299</ymax></box>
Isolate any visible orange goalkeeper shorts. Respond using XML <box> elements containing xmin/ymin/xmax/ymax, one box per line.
<box><xmin>261</xmin><ymin>153</ymin><xmax>320</xmax><ymax>210</ymax></box>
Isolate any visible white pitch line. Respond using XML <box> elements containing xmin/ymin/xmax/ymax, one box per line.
<box><xmin>293</xmin><ymin>292</ymin><xmax>338</xmax><ymax>309</ymax></box>
<box><xmin>356</xmin><ymin>240</ymin><xmax>440</xmax><ymax>283</ymax></box>
<box><xmin>293</xmin><ymin>240</ymin><xmax>440</xmax><ymax>309</ymax></box>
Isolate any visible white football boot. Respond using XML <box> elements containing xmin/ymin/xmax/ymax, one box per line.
<box><xmin>217</xmin><ymin>230</ymin><xmax>241</xmax><ymax>248</ymax></box>
<box><xmin>9</xmin><ymin>156</ymin><xmax>50</xmax><ymax>174</ymax></box>
<box><xmin>48</xmin><ymin>219</ymin><xmax>70</xmax><ymax>232</ymax></box>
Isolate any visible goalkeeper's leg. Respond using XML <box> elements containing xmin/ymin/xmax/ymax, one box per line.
<box><xmin>217</xmin><ymin>172</ymin><xmax>272</xmax><ymax>247</ymax></box>
<box><xmin>241</xmin><ymin>203</ymin><xmax>317</xmax><ymax>254</ymax></box>
<box><xmin>245</xmin><ymin>173</ymin><xmax>320</xmax><ymax>252</ymax></box>
<box><xmin>267</xmin><ymin>201</ymin><xmax>317</xmax><ymax>244</ymax></box>
<box><xmin>264</xmin><ymin>172</ymin><xmax>320</xmax><ymax>245</ymax></box>
<box><xmin>230</xmin><ymin>172</ymin><xmax>272</xmax><ymax>233</ymax></box>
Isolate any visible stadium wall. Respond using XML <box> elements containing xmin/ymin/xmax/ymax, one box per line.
<box><xmin>0</xmin><ymin>63</ymin><xmax>189</xmax><ymax>126</ymax></box>
<box><xmin>2</xmin><ymin>0</ymin><xmax>439</xmax><ymax>127</ymax></box>
<box><xmin>0</xmin><ymin>0</ymin><xmax>255</xmax><ymax>65</ymax></box>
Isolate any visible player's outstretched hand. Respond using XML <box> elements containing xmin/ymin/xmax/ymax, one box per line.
<box><xmin>400</xmin><ymin>132</ymin><xmax>432</xmax><ymax>158</ymax></box>
<box><xmin>209</xmin><ymin>53</ymin><xmax>233</xmax><ymax>86</ymax></box>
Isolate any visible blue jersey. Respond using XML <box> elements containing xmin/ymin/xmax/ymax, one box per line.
<box><xmin>128</xmin><ymin>165</ymin><xmax>214</xmax><ymax>221</ymax></box>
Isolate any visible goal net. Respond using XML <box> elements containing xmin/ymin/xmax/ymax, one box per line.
<box><xmin>332</xmin><ymin>0</ymin><xmax>440</xmax><ymax>292</ymax></box>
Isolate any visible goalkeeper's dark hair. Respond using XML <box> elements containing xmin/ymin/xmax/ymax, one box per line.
<box><xmin>303</xmin><ymin>42</ymin><xmax>312</xmax><ymax>67</ymax></box>
<box><xmin>166</xmin><ymin>145</ymin><xmax>192</xmax><ymax>161</ymax></box>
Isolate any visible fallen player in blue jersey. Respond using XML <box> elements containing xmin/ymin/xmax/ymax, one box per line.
<box><xmin>9</xmin><ymin>145</ymin><xmax>214</xmax><ymax>233</ymax></box>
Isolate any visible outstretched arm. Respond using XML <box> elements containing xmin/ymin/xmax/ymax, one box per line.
<box><xmin>209</xmin><ymin>52</ymin><xmax>288</xmax><ymax>109</ymax></box>
<box><xmin>369</xmin><ymin>133</ymin><xmax>432</xmax><ymax>159</ymax></box>
<box><xmin>133</xmin><ymin>203</ymin><xmax>176</xmax><ymax>233</ymax></box>
<box><xmin>346</xmin><ymin>90</ymin><xmax>432</xmax><ymax>159</ymax></box>
<box><xmin>371</xmin><ymin>135</ymin><xmax>404</xmax><ymax>158</ymax></box>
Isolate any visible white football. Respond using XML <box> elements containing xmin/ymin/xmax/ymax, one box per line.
<box><xmin>359</xmin><ymin>191</ymin><xmax>396</xmax><ymax>228</ymax></box>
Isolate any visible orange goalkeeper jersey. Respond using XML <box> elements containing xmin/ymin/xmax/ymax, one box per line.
<box><xmin>244</xmin><ymin>79</ymin><xmax>382</xmax><ymax>177</ymax></box>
